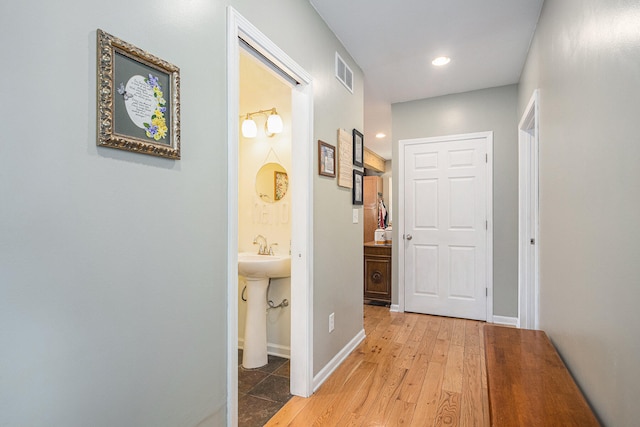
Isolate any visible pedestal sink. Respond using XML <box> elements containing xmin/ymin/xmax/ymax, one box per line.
<box><xmin>238</xmin><ymin>252</ymin><xmax>291</xmax><ymax>369</ymax></box>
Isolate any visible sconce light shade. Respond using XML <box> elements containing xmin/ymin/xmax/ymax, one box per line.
<box><xmin>241</xmin><ymin>117</ymin><xmax>257</xmax><ymax>138</ymax></box>
<box><xmin>266</xmin><ymin>112</ymin><xmax>283</xmax><ymax>135</ymax></box>
<box><xmin>241</xmin><ymin>108</ymin><xmax>282</xmax><ymax>138</ymax></box>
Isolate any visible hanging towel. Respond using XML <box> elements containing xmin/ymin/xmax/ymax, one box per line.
<box><xmin>378</xmin><ymin>199</ymin><xmax>387</xmax><ymax>229</ymax></box>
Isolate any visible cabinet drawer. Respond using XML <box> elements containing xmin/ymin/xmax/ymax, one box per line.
<box><xmin>364</xmin><ymin>245</ymin><xmax>391</xmax><ymax>257</ymax></box>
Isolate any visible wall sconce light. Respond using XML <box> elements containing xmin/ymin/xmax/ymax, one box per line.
<box><xmin>241</xmin><ymin>108</ymin><xmax>283</xmax><ymax>138</ymax></box>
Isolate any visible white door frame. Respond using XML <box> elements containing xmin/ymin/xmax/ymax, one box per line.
<box><xmin>397</xmin><ymin>131</ymin><xmax>494</xmax><ymax>322</ymax></box>
<box><xmin>518</xmin><ymin>90</ymin><xmax>540</xmax><ymax>330</ymax></box>
<box><xmin>227</xmin><ymin>7</ymin><xmax>315</xmax><ymax>426</ymax></box>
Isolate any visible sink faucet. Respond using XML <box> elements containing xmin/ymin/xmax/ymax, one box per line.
<box><xmin>268</xmin><ymin>243</ymin><xmax>278</xmax><ymax>255</ymax></box>
<box><xmin>253</xmin><ymin>234</ymin><xmax>268</xmax><ymax>255</ymax></box>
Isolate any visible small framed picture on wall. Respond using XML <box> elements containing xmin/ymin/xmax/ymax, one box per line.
<box><xmin>318</xmin><ymin>140</ymin><xmax>336</xmax><ymax>178</ymax></box>
<box><xmin>352</xmin><ymin>128</ymin><xmax>364</xmax><ymax>167</ymax></box>
<box><xmin>353</xmin><ymin>170</ymin><xmax>364</xmax><ymax>205</ymax></box>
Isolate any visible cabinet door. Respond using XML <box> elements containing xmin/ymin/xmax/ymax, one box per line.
<box><xmin>364</xmin><ymin>255</ymin><xmax>391</xmax><ymax>302</ymax></box>
<box><xmin>363</xmin><ymin>176</ymin><xmax>382</xmax><ymax>242</ymax></box>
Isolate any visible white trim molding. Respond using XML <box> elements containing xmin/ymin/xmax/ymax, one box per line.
<box><xmin>312</xmin><ymin>329</ymin><xmax>366</xmax><ymax>392</ymax></box>
<box><xmin>389</xmin><ymin>304</ymin><xmax>400</xmax><ymax>313</ymax></box>
<box><xmin>238</xmin><ymin>339</ymin><xmax>291</xmax><ymax>359</ymax></box>
<box><xmin>492</xmin><ymin>316</ymin><xmax>519</xmax><ymax>327</ymax></box>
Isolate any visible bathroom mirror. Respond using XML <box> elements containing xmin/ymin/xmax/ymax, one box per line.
<box><xmin>255</xmin><ymin>162</ymin><xmax>288</xmax><ymax>203</ymax></box>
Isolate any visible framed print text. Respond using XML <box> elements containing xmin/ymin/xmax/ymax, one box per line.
<box><xmin>352</xmin><ymin>128</ymin><xmax>363</xmax><ymax>167</ymax></box>
<box><xmin>318</xmin><ymin>140</ymin><xmax>336</xmax><ymax>178</ymax></box>
<box><xmin>353</xmin><ymin>170</ymin><xmax>364</xmax><ymax>205</ymax></box>
<box><xmin>97</xmin><ymin>29</ymin><xmax>180</xmax><ymax>159</ymax></box>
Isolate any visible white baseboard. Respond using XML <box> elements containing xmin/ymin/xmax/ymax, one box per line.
<box><xmin>492</xmin><ymin>315</ymin><xmax>519</xmax><ymax>327</ymax></box>
<box><xmin>312</xmin><ymin>329</ymin><xmax>366</xmax><ymax>392</ymax></box>
<box><xmin>389</xmin><ymin>304</ymin><xmax>400</xmax><ymax>312</ymax></box>
<box><xmin>237</xmin><ymin>339</ymin><xmax>291</xmax><ymax>359</ymax></box>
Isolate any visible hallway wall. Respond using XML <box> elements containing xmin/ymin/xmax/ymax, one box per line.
<box><xmin>518</xmin><ymin>0</ymin><xmax>640</xmax><ymax>425</ymax></box>
<box><xmin>0</xmin><ymin>2</ymin><xmax>228</xmax><ymax>425</ymax></box>
<box><xmin>0</xmin><ymin>0</ymin><xmax>363</xmax><ymax>425</ymax></box>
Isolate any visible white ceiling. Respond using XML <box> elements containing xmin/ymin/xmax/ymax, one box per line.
<box><xmin>309</xmin><ymin>0</ymin><xmax>544</xmax><ymax>159</ymax></box>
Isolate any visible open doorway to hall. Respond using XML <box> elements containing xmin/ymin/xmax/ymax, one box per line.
<box><xmin>236</xmin><ymin>43</ymin><xmax>294</xmax><ymax>427</ymax></box>
<box><xmin>363</xmin><ymin>158</ymin><xmax>393</xmax><ymax>308</ymax></box>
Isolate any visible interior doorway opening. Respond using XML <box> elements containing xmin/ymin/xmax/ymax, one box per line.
<box><xmin>518</xmin><ymin>89</ymin><xmax>540</xmax><ymax>330</ymax></box>
<box><xmin>227</xmin><ymin>7</ymin><xmax>314</xmax><ymax>427</ymax></box>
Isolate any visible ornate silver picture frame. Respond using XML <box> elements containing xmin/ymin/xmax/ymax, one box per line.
<box><xmin>97</xmin><ymin>29</ymin><xmax>180</xmax><ymax>159</ymax></box>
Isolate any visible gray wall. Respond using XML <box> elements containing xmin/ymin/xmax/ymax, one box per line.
<box><xmin>518</xmin><ymin>1</ymin><xmax>640</xmax><ymax>425</ymax></box>
<box><xmin>392</xmin><ymin>85</ymin><xmax>519</xmax><ymax>317</ymax></box>
<box><xmin>0</xmin><ymin>0</ymin><xmax>363</xmax><ymax>425</ymax></box>
<box><xmin>311</xmin><ymin>59</ymin><xmax>364</xmax><ymax>373</ymax></box>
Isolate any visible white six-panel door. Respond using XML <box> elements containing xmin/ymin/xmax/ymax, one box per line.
<box><xmin>401</xmin><ymin>133</ymin><xmax>492</xmax><ymax>321</ymax></box>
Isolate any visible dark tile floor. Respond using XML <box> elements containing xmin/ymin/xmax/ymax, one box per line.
<box><xmin>238</xmin><ymin>350</ymin><xmax>292</xmax><ymax>427</ymax></box>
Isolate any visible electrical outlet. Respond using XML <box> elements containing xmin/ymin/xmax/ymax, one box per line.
<box><xmin>329</xmin><ymin>312</ymin><xmax>335</xmax><ymax>333</ymax></box>
<box><xmin>352</xmin><ymin>209</ymin><xmax>359</xmax><ymax>223</ymax></box>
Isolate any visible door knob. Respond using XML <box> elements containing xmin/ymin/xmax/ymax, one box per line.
<box><xmin>406</xmin><ymin>234</ymin><xmax>413</xmax><ymax>240</ymax></box>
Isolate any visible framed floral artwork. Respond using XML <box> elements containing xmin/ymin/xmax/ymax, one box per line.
<box><xmin>274</xmin><ymin>171</ymin><xmax>288</xmax><ymax>201</ymax></box>
<box><xmin>97</xmin><ymin>29</ymin><xmax>180</xmax><ymax>159</ymax></box>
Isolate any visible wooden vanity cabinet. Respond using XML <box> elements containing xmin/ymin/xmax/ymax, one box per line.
<box><xmin>363</xmin><ymin>242</ymin><xmax>392</xmax><ymax>305</ymax></box>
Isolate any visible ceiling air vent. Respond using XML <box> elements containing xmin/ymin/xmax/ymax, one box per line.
<box><xmin>335</xmin><ymin>52</ymin><xmax>353</xmax><ymax>93</ymax></box>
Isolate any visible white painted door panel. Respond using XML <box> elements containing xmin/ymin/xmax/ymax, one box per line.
<box><xmin>404</xmin><ymin>136</ymin><xmax>488</xmax><ymax>320</ymax></box>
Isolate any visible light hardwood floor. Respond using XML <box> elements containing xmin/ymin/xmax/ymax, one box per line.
<box><xmin>266</xmin><ymin>305</ymin><xmax>489</xmax><ymax>426</ymax></box>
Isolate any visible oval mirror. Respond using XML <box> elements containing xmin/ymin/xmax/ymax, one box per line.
<box><xmin>255</xmin><ymin>162</ymin><xmax>288</xmax><ymax>203</ymax></box>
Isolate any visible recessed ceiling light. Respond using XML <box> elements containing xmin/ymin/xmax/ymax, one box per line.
<box><xmin>432</xmin><ymin>56</ymin><xmax>451</xmax><ymax>66</ymax></box>
<box><xmin>375</xmin><ymin>133</ymin><xmax>386</xmax><ymax>138</ymax></box>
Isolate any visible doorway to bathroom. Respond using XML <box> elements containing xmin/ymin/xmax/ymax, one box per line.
<box><xmin>227</xmin><ymin>7</ymin><xmax>314</xmax><ymax>427</ymax></box>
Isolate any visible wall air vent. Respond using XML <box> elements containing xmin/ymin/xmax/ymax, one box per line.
<box><xmin>335</xmin><ymin>52</ymin><xmax>354</xmax><ymax>93</ymax></box>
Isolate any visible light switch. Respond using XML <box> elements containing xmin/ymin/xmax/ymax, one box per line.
<box><xmin>352</xmin><ymin>209</ymin><xmax>359</xmax><ymax>223</ymax></box>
